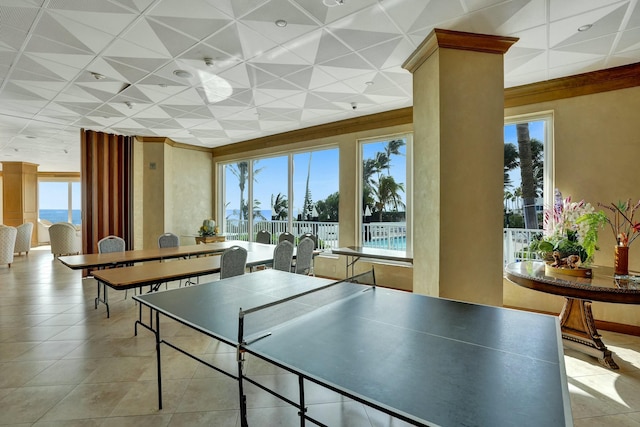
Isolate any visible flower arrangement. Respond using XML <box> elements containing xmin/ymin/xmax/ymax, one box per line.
<box><xmin>198</xmin><ymin>219</ymin><xmax>217</xmax><ymax>236</ymax></box>
<box><xmin>597</xmin><ymin>199</ymin><xmax>640</xmax><ymax>247</ymax></box>
<box><xmin>529</xmin><ymin>190</ymin><xmax>607</xmax><ymax>266</ymax></box>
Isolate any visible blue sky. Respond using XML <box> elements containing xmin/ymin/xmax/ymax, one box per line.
<box><xmin>39</xmin><ymin>182</ymin><xmax>80</xmax><ymax>210</ymax></box>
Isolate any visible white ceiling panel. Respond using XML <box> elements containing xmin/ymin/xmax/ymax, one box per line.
<box><xmin>0</xmin><ymin>0</ymin><xmax>638</xmax><ymax>171</ymax></box>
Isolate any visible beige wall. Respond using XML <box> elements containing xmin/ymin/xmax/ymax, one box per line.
<box><xmin>504</xmin><ymin>85</ymin><xmax>640</xmax><ymax>326</ymax></box>
<box><xmin>168</xmin><ymin>146</ymin><xmax>213</xmax><ymax>245</ymax></box>
<box><xmin>135</xmin><ymin>139</ymin><xmax>213</xmax><ymax>249</ymax></box>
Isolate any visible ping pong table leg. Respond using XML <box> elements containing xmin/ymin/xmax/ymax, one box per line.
<box><xmin>237</xmin><ymin>347</ymin><xmax>248</xmax><ymax>427</ymax></box>
<box><xmin>155</xmin><ymin>309</ymin><xmax>163</xmax><ymax>410</ymax></box>
<box><xmin>298</xmin><ymin>375</ymin><xmax>307</xmax><ymax>426</ymax></box>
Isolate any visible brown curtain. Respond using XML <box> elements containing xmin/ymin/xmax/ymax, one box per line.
<box><xmin>80</xmin><ymin>129</ymin><xmax>133</xmax><ymax>255</ymax></box>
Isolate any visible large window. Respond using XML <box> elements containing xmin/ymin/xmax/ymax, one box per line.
<box><xmin>220</xmin><ymin>147</ymin><xmax>339</xmax><ymax>249</ymax></box>
<box><xmin>39</xmin><ymin>180</ymin><xmax>81</xmax><ymax>225</ymax></box>
<box><xmin>360</xmin><ymin>134</ymin><xmax>411</xmax><ymax>251</ymax></box>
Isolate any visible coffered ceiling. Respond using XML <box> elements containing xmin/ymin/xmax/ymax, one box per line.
<box><xmin>1</xmin><ymin>0</ymin><xmax>639</xmax><ymax>171</ymax></box>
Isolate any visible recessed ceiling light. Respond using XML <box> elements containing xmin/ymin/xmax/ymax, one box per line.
<box><xmin>90</xmin><ymin>72</ymin><xmax>106</xmax><ymax>80</ymax></box>
<box><xmin>365</xmin><ymin>81</ymin><xmax>374</xmax><ymax>86</ymax></box>
<box><xmin>578</xmin><ymin>24</ymin><xmax>593</xmax><ymax>32</ymax></box>
<box><xmin>173</xmin><ymin>69</ymin><xmax>193</xmax><ymax>79</ymax></box>
<box><xmin>323</xmin><ymin>0</ymin><xmax>344</xmax><ymax>6</ymax></box>
<box><xmin>204</xmin><ymin>57</ymin><xmax>215</xmax><ymax>67</ymax></box>
<box><xmin>275</xmin><ymin>19</ymin><xmax>287</xmax><ymax>27</ymax></box>
<box><xmin>124</xmin><ymin>101</ymin><xmax>134</xmax><ymax>109</ymax></box>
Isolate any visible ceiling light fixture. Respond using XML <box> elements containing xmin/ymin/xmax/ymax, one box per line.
<box><xmin>578</xmin><ymin>24</ymin><xmax>593</xmax><ymax>32</ymax></box>
<box><xmin>90</xmin><ymin>72</ymin><xmax>106</xmax><ymax>80</ymax></box>
<box><xmin>204</xmin><ymin>57</ymin><xmax>215</xmax><ymax>67</ymax></box>
<box><xmin>365</xmin><ymin>81</ymin><xmax>374</xmax><ymax>86</ymax></box>
<box><xmin>124</xmin><ymin>101</ymin><xmax>134</xmax><ymax>109</ymax></box>
<box><xmin>275</xmin><ymin>19</ymin><xmax>287</xmax><ymax>27</ymax></box>
<box><xmin>173</xmin><ymin>69</ymin><xmax>193</xmax><ymax>79</ymax></box>
<box><xmin>323</xmin><ymin>0</ymin><xmax>345</xmax><ymax>6</ymax></box>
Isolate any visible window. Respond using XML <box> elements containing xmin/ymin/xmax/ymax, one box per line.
<box><xmin>39</xmin><ymin>180</ymin><xmax>81</xmax><ymax>225</ymax></box>
<box><xmin>219</xmin><ymin>147</ymin><xmax>339</xmax><ymax>249</ymax></box>
<box><xmin>360</xmin><ymin>134</ymin><xmax>411</xmax><ymax>251</ymax></box>
<box><xmin>503</xmin><ymin>113</ymin><xmax>553</xmax><ymax>265</ymax></box>
<box><xmin>503</xmin><ymin>113</ymin><xmax>553</xmax><ymax>230</ymax></box>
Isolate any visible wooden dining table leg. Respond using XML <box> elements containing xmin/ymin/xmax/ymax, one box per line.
<box><xmin>559</xmin><ymin>297</ymin><xmax>618</xmax><ymax>369</ymax></box>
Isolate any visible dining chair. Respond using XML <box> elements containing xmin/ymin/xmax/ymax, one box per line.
<box><xmin>299</xmin><ymin>232</ymin><xmax>318</xmax><ymax>249</ymax></box>
<box><xmin>273</xmin><ymin>240</ymin><xmax>294</xmax><ymax>272</ymax></box>
<box><xmin>256</xmin><ymin>229</ymin><xmax>271</xmax><ymax>244</ymax></box>
<box><xmin>158</xmin><ymin>232</ymin><xmax>188</xmax><ymax>288</ymax></box>
<box><xmin>97</xmin><ymin>235</ymin><xmax>129</xmax><ymax>296</ymax></box>
<box><xmin>294</xmin><ymin>237</ymin><xmax>314</xmax><ymax>275</ymax></box>
<box><xmin>278</xmin><ymin>232</ymin><xmax>294</xmax><ymax>244</ymax></box>
<box><xmin>158</xmin><ymin>232</ymin><xmax>179</xmax><ymax>248</ymax></box>
<box><xmin>220</xmin><ymin>245</ymin><xmax>248</xmax><ymax>279</ymax></box>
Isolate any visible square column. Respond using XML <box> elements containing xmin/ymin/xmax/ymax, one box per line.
<box><xmin>403</xmin><ymin>29</ymin><xmax>517</xmax><ymax>305</ymax></box>
<box><xmin>2</xmin><ymin>162</ymin><xmax>39</xmax><ymax>246</ymax></box>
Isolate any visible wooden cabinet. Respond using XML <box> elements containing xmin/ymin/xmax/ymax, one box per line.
<box><xmin>195</xmin><ymin>235</ymin><xmax>226</xmax><ymax>244</ymax></box>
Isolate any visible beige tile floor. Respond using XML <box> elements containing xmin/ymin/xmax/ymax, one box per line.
<box><xmin>1</xmin><ymin>248</ymin><xmax>640</xmax><ymax>426</ymax></box>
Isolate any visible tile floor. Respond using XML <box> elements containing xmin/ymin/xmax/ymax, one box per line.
<box><xmin>1</xmin><ymin>248</ymin><xmax>640</xmax><ymax>426</ymax></box>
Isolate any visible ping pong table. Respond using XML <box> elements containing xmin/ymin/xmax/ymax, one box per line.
<box><xmin>134</xmin><ymin>269</ymin><xmax>572</xmax><ymax>426</ymax></box>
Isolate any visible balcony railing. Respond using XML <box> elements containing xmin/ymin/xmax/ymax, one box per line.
<box><xmin>225</xmin><ymin>220</ymin><xmax>339</xmax><ymax>250</ymax></box>
<box><xmin>225</xmin><ymin>220</ymin><xmax>535</xmax><ymax>263</ymax></box>
<box><xmin>503</xmin><ymin>228</ymin><xmax>544</xmax><ymax>265</ymax></box>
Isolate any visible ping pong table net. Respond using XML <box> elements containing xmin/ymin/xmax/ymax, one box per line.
<box><xmin>238</xmin><ymin>269</ymin><xmax>376</xmax><ymax>346</ymax></box>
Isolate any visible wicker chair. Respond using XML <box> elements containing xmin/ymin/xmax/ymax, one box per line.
<box><xmin>0</xmin><ymin>226</ymin><xmax>18</xmax><ymax>267</ymax></box>
<box><xmin>49</xmin><ymin>222</ymin><xmax>80</xmax><ymax>258</ymax></box>
<box><xmin>14</xmin><ymin>222</ymin><xmax>34</xmax><ymax>255</ymax></box>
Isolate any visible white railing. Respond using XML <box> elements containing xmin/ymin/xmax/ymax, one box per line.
<box><xmin>503</xmin><ymin>228</ymin><xmax>544</xmax><ymax>265</ymax></box>
<box><xmin>362</xmin><ymin>222</ymin><xmax>407</xmax><ymax>251</ymax></box>
<box><xmin>224</xmin><ymin>220</ymin><xmax>339</xmax><ymax>250</ymax></box>
<box><xmin>225</xmin><ymin>221</ymin><xmax>538</xmax><ymax>262</ymax></box>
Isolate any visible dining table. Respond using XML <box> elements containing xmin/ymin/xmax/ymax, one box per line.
<box><xmin>505</xmin><ymin>260</ymin><xmax>640</xmax><ymax>369</ymax></box>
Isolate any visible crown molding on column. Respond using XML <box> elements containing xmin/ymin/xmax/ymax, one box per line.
<box><xmin>403</xmin><ymin>28</ymin><xmax>519</xmax><ymax>74</ymax></box>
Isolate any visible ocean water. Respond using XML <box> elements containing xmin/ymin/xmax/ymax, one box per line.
<box><xmin>39</xmin><ymin>209</ymin><xmax>81</xmax><ymax>225</ymax></box>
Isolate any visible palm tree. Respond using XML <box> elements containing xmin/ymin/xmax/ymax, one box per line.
<box><xmin>373</xmin><ymin>175</ymin><xmax>405</xmax><ymax>221</ymax></box>
<box><xmin>384</xmin><ymin>139</ymin><xmax>405</xmax><ymax>175</ymax></box>
<box><xmin>271</xmin><ymin>193</ymin><xmax>288</xmax><ymax>220</ymax></box>
<box><xmin>229</xmin><ymin>160</ymin><xmax>263</xmax><ymax>220</ymax></box>
<box><xmin>517</xmin><ymin>123</ymin><xmax>538</xmax><ymax>229</ymax></box>
<box><xmin>229</xmin><ymin>161</ymin><xmax>248</xmax><ymax>220</ymax></box>
<box><xmin>504</xmin><ymin>142</ymin><xmax>519</xmax><ymax>188</ymax></box>
<box><xmin>504</xmin><ymin>190</ymin><xmax>514</xmax><ymax>210</ymax></box>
